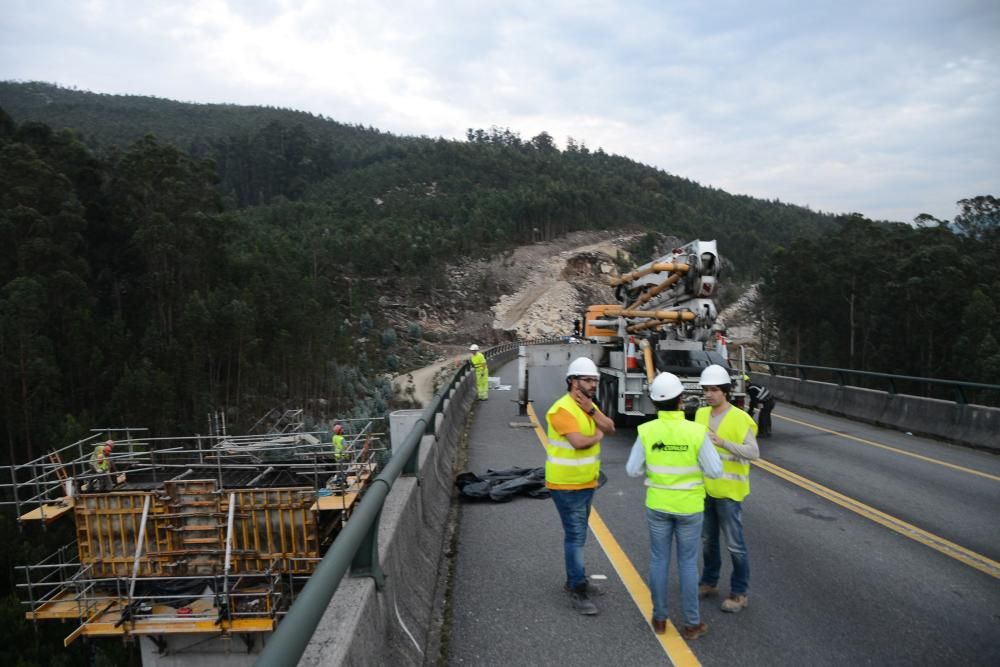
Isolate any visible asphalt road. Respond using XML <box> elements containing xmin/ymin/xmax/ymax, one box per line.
<box><xmin>444</xmin><ymin>360</ymin><xmax>1000</xmax><ymax>666</ymax></box>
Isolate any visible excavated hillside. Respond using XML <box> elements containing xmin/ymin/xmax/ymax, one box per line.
<box><xmin>390</xmin><ymin>230</ymin><xmax>760</xmax><ymax>405</ymax></box>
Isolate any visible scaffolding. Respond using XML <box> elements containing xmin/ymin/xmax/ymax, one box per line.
<box><xmin>1</xmin><ymin>418</ymin><xmax>387</xmax><ymax>646</ymax></box>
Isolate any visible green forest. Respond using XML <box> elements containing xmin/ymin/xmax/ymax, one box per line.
<box><xmin>0</xmin><ymin>79</ymin><xmax>997</xmax><ymax>665</ymax></box>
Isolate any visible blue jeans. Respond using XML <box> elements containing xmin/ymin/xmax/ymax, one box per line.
<box><xmin>550</xmin><ymin>488</ymin><xmax>595</xmax><ymax>590</ymax></box>
<box><xmin>647</xmin><ymin>507</ymin><xmax>703</xmax><ymax>626</ymax></box>
<box><xmin>701</xmin><ymin>496</ymin><xmax>750</xmax><ymax>595</ymax></box>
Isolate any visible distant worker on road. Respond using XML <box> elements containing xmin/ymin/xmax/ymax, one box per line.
<box><xmin>746</xmin><ymin>378</ymin><xmax>775</xmax><ymax>438</ymax></box>
<box><xmin>90</xmin><ymin>440</ymin><xmax>115</xmax><ymax>491</ymax></box>
<box><xmin>696</xmin><ymin>365</ymin><xmax>759</xmax><ymax>615</ymax></box>
<box><xmin>332</xmin><ymin>423</ymin><xmax>346</xmax><ymax>460</ymax></box>
<box><xmin>626</xmin><ymin>372</ymin><xmax>721</xmax><ymax>640</ymax></box>
<box><xmin>469</xmin><ymin>344</ymin><xmax>489</xmax><ymax>400</ymax></box>
<box><xmin>545</xmin><ymin>357</ymin><xmax>615</xmax><ymax>615</ymax></box>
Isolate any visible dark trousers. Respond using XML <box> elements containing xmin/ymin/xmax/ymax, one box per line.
<box><xmin>756</xmin><ymin>399</ymin><xmax>775</xmax><ymax>436</ymax></box>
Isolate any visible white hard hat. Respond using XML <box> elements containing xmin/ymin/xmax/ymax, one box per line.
<box><xmin>699</xmin><ymin>364</ymin><xmax>732</xmax><ymax>387</ymax></box>
<box><xmin>469</xmin><ymin>344</ymin><xmax>479</xmax><ymax>351</ymax></box>
<box><xmin>649</xmin><ymin>372</ymin><xmax>684</xmax><ymax>401</ymax></box>
<box><xmin>566</xmin><ymin>357</ymin><xmax>599</xmax><ymax>379</ymax></box>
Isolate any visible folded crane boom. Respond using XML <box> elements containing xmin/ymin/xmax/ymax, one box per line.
<box><xmin>583</xmin><ymin>239</ymin><xmax>745</xmax><ymax>423</ymax></box>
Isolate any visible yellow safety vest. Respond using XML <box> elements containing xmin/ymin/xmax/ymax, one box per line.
<box><xmin>695</xmin><ymin>406</ymin><xmax>757</xmax><ymax>501</ymax></box>
<box><xmin>470</xmin><ymin>352</ymin><xmax>487</xmax><ymax>375</ymax></box>
<box><xmin>92</xmin><ymin>445</ymin><xmax>109</xmax><ymax>472</ymax></box>
<box><xmin>637</xmin><ymin>411</ymin><xmax>709</xmax><ymax>514</ymax></box>
<box><xmin>545</xmin><ymin>394</ymin><xmax>600</xmax><ymax>489</ymax></box>
<box><xmin>332</xmin><ymin>434</ymin><xmax>345</xmax><ymax>459</ymax></box>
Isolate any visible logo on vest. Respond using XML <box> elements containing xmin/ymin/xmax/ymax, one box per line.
<box><xmin>651</xmin><ymin>443</ymin><xmax>688</xmax><ymax>452</ymax></box>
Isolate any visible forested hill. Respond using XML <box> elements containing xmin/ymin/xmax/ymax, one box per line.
<box><xmin>0</xmin><ymin>81</ymin><xmax>838</xmax><ymax>278</ymax></box>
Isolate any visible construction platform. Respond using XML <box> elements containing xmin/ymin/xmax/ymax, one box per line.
<box><xmin>2</xmin><ymin>414</ymin><xmax>387</xmax><ymax>648</ymax></box>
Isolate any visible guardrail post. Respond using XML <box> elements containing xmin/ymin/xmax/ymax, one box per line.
<box><xmin>517</xmin><ymin>346</ymin><xmax>529</xmax><ymax>416</ymax></box>
<box><xmin>349</xmin><ymin>503</ymin><xmax>385</xmax><ymax>589</ymax></box>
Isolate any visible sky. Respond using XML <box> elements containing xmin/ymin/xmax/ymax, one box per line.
<box><xmin>1</xmin><ymin>0</ymin><xmax>997</xmax><ymax>223</ymax></box>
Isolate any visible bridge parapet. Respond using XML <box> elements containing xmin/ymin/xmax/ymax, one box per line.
<box><xmin>755</xmin><ymin>373</ymin><xmax>999</xmax><ymax>451</ymax></box>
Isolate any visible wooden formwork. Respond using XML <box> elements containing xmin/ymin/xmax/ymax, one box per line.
<box><xmin>74</xmin><ymin>482</ymin><xmax>320</xmax><ymax>578</ymax></box>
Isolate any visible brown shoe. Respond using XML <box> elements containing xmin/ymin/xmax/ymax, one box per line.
<box><xmin>682</xmin><ymin>622</ymin><xmax>708</xmax><ymax>640</ymax></box>
<box><xmin>651</xmin><ymin>617</ymin><xmax>666</xmax><ymax>634</ymax></box>
<box><xmin>721</xmin><ymin>594</ymin><xmax>748</xmax><ymax>613</ymax></box>
<box><xmin>698</xmin><ymin>583</ymin><xmax>719</xmax><ymax>598</ymax></box>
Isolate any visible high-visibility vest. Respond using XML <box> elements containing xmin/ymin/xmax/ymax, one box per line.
<box><xmin>545</xmin><ymin>394</ymin><xmax>600</xmax><ymax>490</ymax></box>
<box><xmin>695</xmin><ymin>405</ymin><xmax>757</xmax><ymax>501</ymax></box>
<box><xmin>332</xmin><ymin>434</ymin><xmax>345</xmax><ymax>459</ymax></box>
<box><xmin>637</xmin><ymin>411</ymin><xmax>709</xmax><ymax>514</ymax></box>
<box><xmin>749</xmin><ymin>384</ymin><xmax>772</xmax><ymax>403</ymax></box>
<box><xmin>470</xmin><ymin>352</ymin><xmax>487</xmax><ymax>375</ymax></box>
<box><xmin>92</xmin><ymin>445</ymin><xmax>109</xmax><ymax>472</ymax></box>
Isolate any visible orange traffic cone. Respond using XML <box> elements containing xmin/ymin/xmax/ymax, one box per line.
<box><xmin>626</xmin><ymin>336</ymin><xmax>639</xmax><ymax>370</ymax></box>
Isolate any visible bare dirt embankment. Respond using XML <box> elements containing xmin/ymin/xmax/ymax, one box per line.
<box><xmin>391</xmin><ymin>231</ymin><xmax>637</xmax><ymax>405</ymax></box>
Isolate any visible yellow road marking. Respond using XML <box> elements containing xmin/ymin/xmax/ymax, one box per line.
<box><xmin>775</xmin><ymin>413</ymin><xmax>1000</xmax><ymax>482</ymax></box>
<box><xmin>754</xmin><ymin>457</ymin><xmax>1000</xmax><ymax>579</ymax></box>
<box><xmin>527</xmin><ymin>403</ymin><xmax>701</xmax><ymax>666</ymax></box>
<box><xmin>590</xmin><ymin>510</ymin><xmax>701</xmax><ymax>666</ymax></box>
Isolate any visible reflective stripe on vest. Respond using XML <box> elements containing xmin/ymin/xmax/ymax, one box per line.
<box><xmin>545</xmin><ymin>394</ymin><xmax>600</xmax><ymax>488</ymax></box>
<box><xmin>637</xmin><ymin>411</ymin><xmax>708</xmax><ymax>514</ymax></box>
<box><xmin>695</xmin><ymin>405</ymin><xmax>757</xmax><ymax>501</ymax></box>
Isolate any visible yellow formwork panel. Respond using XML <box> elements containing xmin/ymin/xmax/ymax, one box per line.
<box><xmin>73</xmin><ymin>486</ymin><xmax>321</xmax><ymax>578</ymax></box>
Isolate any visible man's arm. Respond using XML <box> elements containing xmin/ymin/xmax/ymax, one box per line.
<box><xmin>714</xmin><ymin>427</ymin><xmax>760</xmax><ymax>460</ymax></box>
<box><xmin>564</xmin><ymin>430</ymin><xmax>604</xmax><ymax>450</ymax></box>
<box><xmin>625</xmin><ymin>437</ymin><xmax>646</xmax><ymax>477</ymax></box>
<box><xmin>699</xmin><ymin>435</ymin><xmax>723</xmax><ymax>478</ymax></box>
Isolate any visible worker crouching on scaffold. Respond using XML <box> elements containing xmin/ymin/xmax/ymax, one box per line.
<box><xmin>89</xmin><ymin>440</ymin><xmax>115</xmax><ymax>491</ymax></box>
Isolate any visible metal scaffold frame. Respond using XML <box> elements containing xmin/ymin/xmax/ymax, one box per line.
<box><xmin>1</xmin><ymin>417</ymin><xmax>388</xmax><ymax>646</ymax></box>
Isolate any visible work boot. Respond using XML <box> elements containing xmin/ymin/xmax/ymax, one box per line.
<box><xmin>682</xmin><ymin>622</ymin><xmax>708</xmax><ymax>640</ymax></box>
<box><xmin>721</xmin><ymin>594</ymin><xmax>749</xmax><ymax>613</ymax></box>
<box><xmin>569</xmin><ymin>589</ymin><xmax>598</xmax><ymax>615</ymax></box>
<box><xmin>698</xmin><ymin>583</ymin><xmax>719</xmax><ymax>598</ymax></box>
<box><xmin>651</xmin><ymin>617</ymin><xmax>667</xmax><ymax>634</ymax></box>
<box><xmin>564</xmin><ymin>579</ymin><xmax>605</xmax><ymax>596</ymax></box>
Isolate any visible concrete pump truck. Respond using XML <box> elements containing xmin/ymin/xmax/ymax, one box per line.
<box><xmin>582</xmin><ymin>239</ymin><xmax>746</xmax><ymax>424</ymax></box>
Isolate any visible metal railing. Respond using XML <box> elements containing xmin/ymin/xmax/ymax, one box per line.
<box><xmin>254</xmin><ymin>341</ymin><xmax>522</xmax><ymax>666</ymax></box>
<box><xmin>748</xmin><ymin>360</ymin><xmax>1000</xmax><ymax>406</ymax></box>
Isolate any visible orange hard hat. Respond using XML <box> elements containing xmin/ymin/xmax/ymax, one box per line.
<box><xmin>334</xmin><ymin>424</ymin><xmax>343</xmax><ymax>434</ymax></box>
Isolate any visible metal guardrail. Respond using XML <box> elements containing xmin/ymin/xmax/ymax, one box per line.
<box><xmin>748</xmin><ymin>360</ymin><xmax>1000</xmax><ymax>406</ymax></box>
<box><xmin>254</xmin><ymin>341</ymin><xmax>524</xmax><ymax>667</ymax></box>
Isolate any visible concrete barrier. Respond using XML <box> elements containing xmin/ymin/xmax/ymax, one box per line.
<box><xmin>299</xmin><ymin>345</ymin><xmax>520</xmax><ymax>666</ymax></box>
<box><xmin>752</xmin><ymin>373</ymin><xmax>999</xmax><ymax>452</ymax></box>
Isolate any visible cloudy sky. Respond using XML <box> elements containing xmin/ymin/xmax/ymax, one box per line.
<box><xmin>2</xmin><ymin>0</ymin><xmax>997</xmax><ymax>222</ymax></box>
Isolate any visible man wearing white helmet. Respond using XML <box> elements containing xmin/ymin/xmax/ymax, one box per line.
<box><xmin>544</xmin><ymin>356</ymin><xmax>616</xmax><ymax>615</ymax></box>
<box><xmin>626</xmin><ymin>372</ymin><xmax>722</xmax><ymax>640</ymax></box>
<box><xmin>695</xmin><ymin>364</ymin><xmax>759</xmax><ymax>615</ymax></box>
<box><xmin>469</xmin><ymin>344</ymin><xmax>488</xmax><ymax>400</ymax></box>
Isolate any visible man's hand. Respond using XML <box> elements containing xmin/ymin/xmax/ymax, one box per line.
<box><xmin>708</xmin><ymin>429</ymin><xmax>723</xmax><ymax>447</ymax></box>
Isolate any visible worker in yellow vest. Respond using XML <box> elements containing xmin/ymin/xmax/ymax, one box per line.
<box><xmin>90</xmin><ymin>440</ymin><xmax>114</xmax><ymax>491</ymax></box>
<box><xmin>469</xmin><ymin>344</ymin><xmax>489</xmax><ymax>400</ymax></box>
<box><xmin>332</xmin><ymin>424</ymin><xmax>346</xmax><ymax>460</ymax></box>
<box><xmin>545</xmin><ymin>357</ymin><xmax>615</xmax><ymax>615</ymax></box>
<box><xmin>626</xmin><ymin>372</ymin><xmax>722</xmax><ymax>640</ymax></box>
<box><xmin>695</xmin><ymin>364</ymin><xmax>759</xmax><ymax>614</ymax></box>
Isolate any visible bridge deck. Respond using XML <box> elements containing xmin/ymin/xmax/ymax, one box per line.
<box><xmin>446</xmin><ymin>359</ymin><xmax>1000</xmax><ymax>666</ymax></box>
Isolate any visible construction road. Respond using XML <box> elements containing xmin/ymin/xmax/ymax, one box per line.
<box><xmin>445</xmin><ymin>359</ymin><xmax>1000</xmax><ymax>666</ymax></box>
